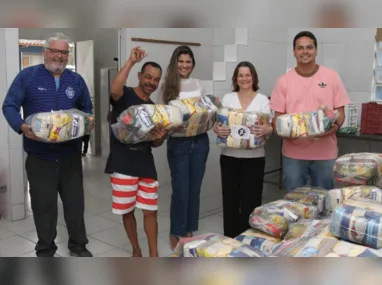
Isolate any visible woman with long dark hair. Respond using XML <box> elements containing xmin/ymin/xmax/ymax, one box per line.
<box><xmin>213</xmin><ymin>61</ymin><xmax>273</xmax><ymax>238</ymax></box>
<box><xmin>161</xmin><ymin>46</ymin><xmax>209</xmax><ymax>250</ymax></box>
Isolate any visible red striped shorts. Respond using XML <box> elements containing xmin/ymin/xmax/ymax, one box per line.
<box><xmin>110</xmin><ymin>173</ymin><xmax>159</xmax><ymax>215</ymax></box>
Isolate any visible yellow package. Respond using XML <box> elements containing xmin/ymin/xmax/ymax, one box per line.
<box><xmin>181</xmin><ymin>98</ymin><xmax>198</xmax><ymax>116</ymax></box>
<box><xmin>196</xmin><ymin>238</ymin><xmax>244</xmax><ymax>257</ymax></box>
<box><xmin>151</xmin><ymin>105</ymin><xmax>171</xmax><ymax>128</ymax></box>
<box><xmin>49</xmin><ymin>114</ymin><xmax>72</xmax><ymax>141</ymax></box>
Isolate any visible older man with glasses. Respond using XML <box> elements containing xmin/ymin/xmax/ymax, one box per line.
<box><xmin>2</xmin><ymin>32</ymin><xmax>93</xmax><ymax>257</ymax></box>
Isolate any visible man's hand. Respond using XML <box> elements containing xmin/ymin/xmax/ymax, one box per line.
<box><xmin>150</xmin><ymin>124</ymin><xmax>167</xmax><ymax>140</ymax></box>
<box><xmin>20</xmin><ymin>123</ymin><xmax>40</xmax><ymax>141</ymax></box>
<box><xmin>87</xmin><ymin>117</ymin><xmax>95</xmax><ymax>132</ymax></box>
<box><xmin>129</xmin><ymin>46</ymin><xmax>147</xmax><ymax>64</ymax></box>
<box><xmin>315</xmin><ymin>124</ymin><xmax>339</xmax><ymax>139</ymax></box>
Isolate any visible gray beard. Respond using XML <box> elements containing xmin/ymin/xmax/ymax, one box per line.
<box><xmin>45</xmin><ymin>63</ymin><xmax>66</xmax><ymax>74</ymax></box>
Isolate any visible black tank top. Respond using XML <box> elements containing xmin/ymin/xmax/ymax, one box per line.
<box><xmin>104</xmin><ymin>86</ymin><xmax>157</xmax><ymax>180</ymax></box>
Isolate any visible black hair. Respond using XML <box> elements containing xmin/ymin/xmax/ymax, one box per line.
<box><xmin>231</xmin><ymin>61</ymin><xmax>259</xmax><ymax>92</ymax></box>
<box><xmin>293</xmin><ymin>31</ymin><xmax>318</xmax><ymax>49</ymax></box>
<box><xmin>141</xmin><ymin>61</ymin><xmax>162</xmax><ymax>73</ymax></box>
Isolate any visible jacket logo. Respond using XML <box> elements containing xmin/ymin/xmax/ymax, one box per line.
<box><xmin>65</xmin><ymin>86</ymin><xmax>75</xmax><ymax>99</ymax></box>
<box><xmin>38</xmin><ymin>87</ymin><xmax>46</xmax><ymax>91</ymax></box>
<box><xmin>318</xmin><ymin>82</ymin><xmax>327</xmax><ymax>88</ymax></box>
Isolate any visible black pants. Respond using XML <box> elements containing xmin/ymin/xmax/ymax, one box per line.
<box><xmin>82</xmin><ymin>135</ymin><xmax>90</xmax><ymax>154</ymax></box>
<box><xmin>25</xmin><ymin>152</ymin><xmax>89</xmax><ymax>257</ymax></box>
<box><xmin>220</xmin><ymin>155</ymin><xmax>265</xmax><ymax>238</ymax></box>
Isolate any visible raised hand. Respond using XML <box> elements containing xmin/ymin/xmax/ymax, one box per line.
<box><xmin>129</xmin><ymin>46</ymin><xmax>147</xmax><ymax>63</ymax></box>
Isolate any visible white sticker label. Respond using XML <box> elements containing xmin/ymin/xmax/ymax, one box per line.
<box><xmin>231</xmin><ymin>125</ymin><xmax>250</xmax><ymax>140</ymax></box>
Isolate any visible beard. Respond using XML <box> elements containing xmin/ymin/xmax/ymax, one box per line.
<box><xmin>45</xmin><ymin>60</ymin><xmax>67</xmax><ymax>74</ymax></box>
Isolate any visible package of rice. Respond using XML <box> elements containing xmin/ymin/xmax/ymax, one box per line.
<box><xmin>234</xmin><ymin>229</ymin><xmax>280</xmax><ymax>256</ymax></box>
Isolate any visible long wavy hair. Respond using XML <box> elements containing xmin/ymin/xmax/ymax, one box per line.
<box><xmin>162</xmin><ymin>46</ymin><xmax>196</xmax><ymax>104</ymax></box>
<box><xmin>232</xmin><ymin>61</ymin><xmax>259</xmax><ymax>92</ymax></box>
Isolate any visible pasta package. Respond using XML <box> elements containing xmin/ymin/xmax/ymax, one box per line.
<box><xmin>25</xmin><ymin>109</ymin><xmax>94</xmax><ymax>143</ymax></box>
<box><xmin>249</xmin><ymin>200</ymin><xmax>319</xmax><ymax>238</ymax></box>
<box><xmin>284</xmin><ymin>219</ymin><xmax>331</xmax><ymax>241</ymax></box>
<box><xmin>327</xmin><ymin>186</ymin><xmax>382</xmax><ymax>211</ymax></box>
<box><xmin>216</xmin><ymin>108</ymin><xmax>271</xmax><ymax>149</ymax></box>
<box><xmin>234</xmin><ymin>229</ymin><xmax>280</xmax><ymax>256</ymax></box>
<box><xmin>330</xmin><ymin>202</ymin><xmax>382</xmax><ymax>249</ymax></box>
<box><xmin>172</xmin><ymin>233</ymin><xmax>227</xmax><ymax>257</ymax></box>
<box><xmin>195</xmin><ymin>236</ymin><xmax>265</xmax><ymax>257</ymax></box>
<box><xmin>333</xmin><ymin>153</ymin><xmax>382</xmax><ymax>188</ymax></box>
<box><xmin>284</xmin><ymin>186</ymin><xmax>328</xmax><ymax>214</ymax></box>
<box><xmin>169</xmin><ymin>95</ymin><xmax>221</xmax><ymax>137</ymax></box>
<box><xmin>276</xmin><ymin>105</ymin><xmax>337</xmax><ymax>138</ymax></box>
<box><xmin>111</xmin><ymin>104</ymin><xmax>183</xmax><ymax>144</ymax></box>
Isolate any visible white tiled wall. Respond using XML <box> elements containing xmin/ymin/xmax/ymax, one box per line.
<box><xmin>286</xmin><ymin>28</ymin><xmax>376</xmax><ymax>103</ymax></box>
<box><xmin>0</xmin><ymin>28</ymin><xmax>26</xmax><ymax>221</ymax></box>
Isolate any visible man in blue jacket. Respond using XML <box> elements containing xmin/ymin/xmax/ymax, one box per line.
<box><xmin>2</xmin><ymin>33</ymin><xmax>93</xmax><ymax>257</ymax></box>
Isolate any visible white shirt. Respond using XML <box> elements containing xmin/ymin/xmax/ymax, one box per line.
<box><xmin>153</xmin><ymin>77</ymin><xmax>205</xmax><ymax>104</ymax></box>
<box><xmin>220</xmin><ymin>92</ymin><xmax>271</xmax><ymax>158</ymax></box>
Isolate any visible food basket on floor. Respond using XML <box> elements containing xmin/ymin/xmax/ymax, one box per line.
<box><xmin>333</xmin><ymin>153</ymin><xmax>382</xmax><ymax>188</ymax></box>
<box><xmin>248</xmin><ymin>200</ymin><xmax>319</xmax><ymax>238</ymax></box>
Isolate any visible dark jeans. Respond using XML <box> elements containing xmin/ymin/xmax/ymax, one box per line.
<box><xmin>25</xmin><ymin>152</ymin><xmax>89</xmax><ymax>257</ymax></box>
<box><xmin>82</xmin><ymin>135</ymin><xmax>90</xmax><ymax>154</ymax></box>
<box><xmin>220</xmin><ymin>155</ymin><xmax>266</xmax><ymax>238</ymax></box>
<box><xmin>167</xmin><ymin>133</ymin><xmax>210</xmax><ymax>237</ymax></box>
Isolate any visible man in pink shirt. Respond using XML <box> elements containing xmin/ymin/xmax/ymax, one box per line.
<box><xmin>270</xmin><ymin>31</ymin><xmax>350</xmax><ymax>191</ymax></box>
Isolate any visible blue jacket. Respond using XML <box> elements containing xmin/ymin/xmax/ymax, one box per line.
<box><xmin>2</xmin><ymin>64</ymin><xmax>93</xmax><ymax>161</ymax></box>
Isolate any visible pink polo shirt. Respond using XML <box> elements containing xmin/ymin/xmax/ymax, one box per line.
<box><xmin>270</xmin><ymin>65</ymin><xmax>350</xmax><ymax>160</ymax></box>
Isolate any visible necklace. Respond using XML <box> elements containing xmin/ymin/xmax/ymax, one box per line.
<box><xmin>295</xmin><ymin>64</ymin><xmax>319</xmax><ymax>77</ymax></box>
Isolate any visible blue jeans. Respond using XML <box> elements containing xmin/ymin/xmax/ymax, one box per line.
<box><xmin>282</xmin><ymin>155</ymin><xmax>336</xmax><ymax>192</ymax></box>
<box><xmin>167</xmin><ymin>133</ymin><xmax>210</xmax><ymax>237</ymax></box>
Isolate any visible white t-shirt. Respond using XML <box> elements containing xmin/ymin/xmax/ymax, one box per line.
<box><xmin>153</xmin><ymin>77</ymin><xmax>205</xmax><ymax>104</ymax></box>
<box><xmin>220</xmin><ymin>92</ymin><xmax>271</xmax><ymax>159</ymax></box>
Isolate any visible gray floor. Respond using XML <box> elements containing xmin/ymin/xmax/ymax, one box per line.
<box><xmin>0</xmin><ymin>155</ymin><xmax>285</xmax><ymax>257</ymax></box>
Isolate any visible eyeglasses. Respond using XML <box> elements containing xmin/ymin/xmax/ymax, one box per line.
<box><xmin>45</xmin><ymin>48</ymin><xmax>70</xmax><ymax>56</ymax></box>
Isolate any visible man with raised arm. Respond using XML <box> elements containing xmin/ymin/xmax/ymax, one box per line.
<box><xmin>105</xmin><ymin>46</ymin><xmax>167</xmax><ymax>257</ymax></box>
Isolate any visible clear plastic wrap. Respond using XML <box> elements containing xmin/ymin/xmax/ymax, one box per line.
<box><xmin>216</xmin><ymin>108</ymin><xmax>271</xmax><ymax>149</ymax></box>
<box><xmin>283</xmin><ymin>219</ymin><xmax>330</xmax><ymax>241</ymax></box>
<box><xmin>333</xmin><ymin>153</ymin><xmax>382</xmax><ymax>187</ymax></box>
<box><xmin>275</xmin><ymin>106</ymin><xmax>337</xmax><ymax>138</ymax></box>
<box><xmin>248</xmin><ymin>200</ymin><xmax>319</xmax><ymax>238</ymax></box>
<box><xmin>168</xmin><ymin>95</ymin><xmax>221</xmax><ymax>137</ymax></box>
<box><xmin>330</xmin><ymin>202</ymin><xmax>382</xmax><ymax>249</ymax></box>
<box><xmin>195</xmin><ymin>236</ymin><xmax>265</xmax><ymax>257</ymax></box>
<box><xmin>234</xmin><ymin>229</ymin><xmax>280</xmax><ymax>256</ymax></box>
<box><xmin>292</xmin><ymin>237</ymin><xmax>382</xmax><ymax>257</ymax></box>
<box><xmin>172</xmin><ymin>233</ymin><xmax>226</xmax><ymax>257</ymax></box>
<box><xmin>111</xmin><ymin>104</ymin><xmax>183</xmax><ymax>144</ymax></box>
<box><xmin>284</xmin><ymin>186</ymin><xmax>328</xmax><ymax>214</ymax></box>
<box><xmin>25</xmin><ymin>109</ymin><xmax>94</xmax><ymax>143</ymax></box>
<box><xmin>327</xmin><ymin>186</ymin><xmax>382</xmax><ymax>211</ymax></box>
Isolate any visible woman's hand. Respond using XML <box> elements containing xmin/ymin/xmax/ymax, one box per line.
<box><xmin>213</xmin><ymin>123</ymin><xmax>231</xmax><ymax>137</ymax></box>
<box><xmin>251</xmin><ymin>124</ymin><xmax>273</xmax><ymax>138</ymax></box>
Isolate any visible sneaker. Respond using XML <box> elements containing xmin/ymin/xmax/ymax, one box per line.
<box><xmin>69</xmin><ymin>248</ymin><xmax>93</xmax><ymax>257</ymax></box>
